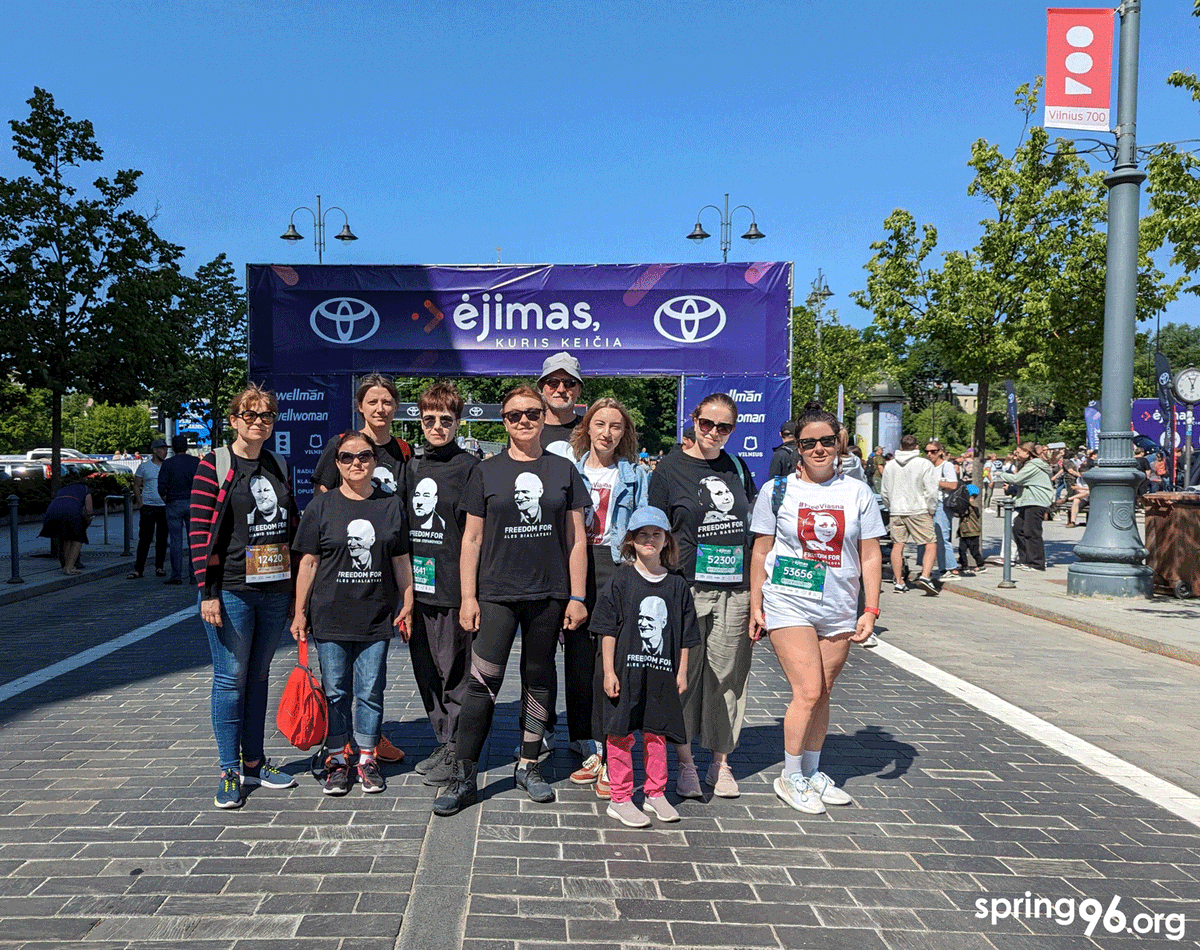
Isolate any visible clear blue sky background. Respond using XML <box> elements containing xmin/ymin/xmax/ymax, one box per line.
<box><xmin>3</xmin><ymin>0</ymin><xmax>1198</xmax><ymax>332</ymax></box>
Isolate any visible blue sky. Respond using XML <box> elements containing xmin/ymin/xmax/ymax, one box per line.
<box><xmin>3</xmin><ymin>0</ymin><xmax>1198</xmax><ymax>331</ymax></box>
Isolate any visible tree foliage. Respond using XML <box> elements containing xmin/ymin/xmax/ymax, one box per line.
<box><xmin>790</xmin><ymin>305</ymin><xmax>897</xmax><ymax>426</ymax></box>
<box><xmin>0</xmin><ymin>88</ymin><xmax>184</xmax><ymax>490</ymax></box>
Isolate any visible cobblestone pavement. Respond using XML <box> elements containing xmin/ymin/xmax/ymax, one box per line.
<box><xmin>1</xmin><ymin>575</ymin><xmax>1198</xmax><ymax>949</ymax></box>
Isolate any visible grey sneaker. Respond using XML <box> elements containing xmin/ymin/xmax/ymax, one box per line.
<box><xmin>675</xmin><ymin>763</ymin><xmax>703</xmax><ymax>799</ymax></box>
<box><xmin>705</xmin><ymin>761</ymin><xmax>740</xmax><ymax>798</ymax></box>
<box><xmin>642</xmin><ymin>795</ymin><xmax>680</xmax><ymax>822</ymax></box>
<box><xmin>806</xmin><ymin>770</ymin><xmax>852</xmax><ymax>806</ymax></box>
<box><xmin>773</xmin><ymin>773</ymin><xmax>826</xmax><ymax>814</ymax></box>
<box><xmin>914</xmin><ymin>576</ymin><xmax>939</xmax><ymax>595</ymax></box>
<box><xmin>514</xmin><ymin>761</ymin><xmax>555</xmax><ymax>803</ymax></box>
<box><xmin>415</xmin><ymin>741</ymin><xmax>450</xmax><ymax>775</ymax></box>
<box><xmin>422</xmin><ymin>744</ymin><xmax>456</xmax><ymax>787</ymax></box>
<box><xmin>606</xmin><ymin>799</ymin><xmax>650</xmax><ymax>827</ymax></box>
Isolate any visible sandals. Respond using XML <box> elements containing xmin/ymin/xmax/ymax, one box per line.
<box><xmin>126</xmin><ymin>571</ymin><xmax>143</xmax><ymax>579</ymax></box>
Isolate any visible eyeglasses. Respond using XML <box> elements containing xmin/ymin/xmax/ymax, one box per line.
<box><xmin>503</xmin><ymin>407</ymin><xmax>545</xmax><ymax>423</ymax></box>
<box><xmin>237</xmin><ymin>410</ymin><xmax>277</xmax><ymax>424</ymax></box>
<box><xmin>542</xmin><ymin>376</ymin><xmax>579</xmax><ymax>390</ymax></box>
<box><xmin>336</xmin><ymin>450</ymin><xmax>375</xmax><ymax>465</ymax></box>
<box><xmin>798</xmin><ymin>435</ymin><xmax>838</xmax><ymax>451</ymax></box>
<box><xmin>421</xmin><ymin>414</ymin><xmax>456</xmax><ymax>428</ymax></box>
<box><xmin>696</xmin><ymin>417</ymin><xmax>734</xmax><ymax>436</ymax></box>
<box><xmin>924</xmin><ymin>448</ymin><xmax>939</xmax><ymax>455</ymax></box>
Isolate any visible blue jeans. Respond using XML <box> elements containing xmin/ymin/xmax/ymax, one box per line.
<box><xmin>165</xmin><ymin>498</ymin><xmax>191</xmax><ymax>581</ymax></box>
<box><xmin>921</xmin><ymin>503</ymin><xmax>957</xmax><ymax>574</ymax></box>
<box><xmin>201</xmin><ymin>588</ymin><xmax>290</xmax><ymax>771</ymax></box>
<box><xmin>315</xmin><ymin>638</ymin><xmax>390</xmax><ymax>751</ymax></box>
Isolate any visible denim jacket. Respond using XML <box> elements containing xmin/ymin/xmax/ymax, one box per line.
<box><xmin>574</xmin><ymin>453</ymin><xmax>650</xmax><ymax>564</ymax></box>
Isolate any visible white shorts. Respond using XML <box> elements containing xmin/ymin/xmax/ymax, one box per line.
<box><xmin>762</xmin><ymin>586</ymin><xmax>855</xmax><ymax>639</ymax></box>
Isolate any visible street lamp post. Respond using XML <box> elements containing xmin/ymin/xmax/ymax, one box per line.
<box><xmin>1067</xmin><ymin>0</ymin><xmax>1154</xmax><ymax>598</ymax></box>
<box><xmin>686</xmin><ymin>193</ymin><xmax>765</xmax><ymax>263</ymax></box>
<box><xmin>280</xmin><ymin>194</ymin><xmax>358</xmax><ymax>263</ymax></box>
<box><xmin>806</xmin><ymin>269</ymin><xmax>833</xmax><ymax>399</ymax></box>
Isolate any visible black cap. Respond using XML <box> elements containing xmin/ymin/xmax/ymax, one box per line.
<box><xmin>171</xmin><ymin>435</ymin><xmax>189</xmax><ymax>452</ymax></box>
<box><xmin>682</xmin><ymin>426</ymin><xmax>696</xmax><ymax>441</ymax></box>
<box><xmin>780</xmin><ymin>421</ymin><xmax>797</xmax><ymax>437</ymax></box>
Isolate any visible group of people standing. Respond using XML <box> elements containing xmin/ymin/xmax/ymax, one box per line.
<box><xmin>186</xmin><ymin>353</ymin><xmax>886</xmax><ymax>825</ymax></box>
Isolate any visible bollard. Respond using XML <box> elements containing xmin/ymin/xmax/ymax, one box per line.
<box><xmin>103</xmin><ymin>494</ymin><xmax>111</xmax><ymax>546</ymax></box>
<box><xmin>998</xmin><ymin>494</ymin><xmax>1016</xmax><ymax>589</ymax></box>
<box><xmin>7</xmin><ymin>495</ymin><xmax>24</xmax><ymax>584</ymax></box>
<box><xmin>122</xmin><ymin>490</ymin><xmax>133</xmax><ymax>557</ymax></box>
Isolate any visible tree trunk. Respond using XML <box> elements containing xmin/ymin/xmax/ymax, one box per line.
<box><xmin>50</xmin><ymin>385</ymin><xmax>64</xmax><ymax>498</ymax></box>
<box><xmin>972</xmin><ymin>378</ymin><xmax>990</xmax><ymax>487</ymax></box>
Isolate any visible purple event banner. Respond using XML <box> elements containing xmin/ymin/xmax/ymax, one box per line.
<box><xmin>248</xmin><ymin>263</ymin><xmax>792</xmax><ymax>378</ymax></box>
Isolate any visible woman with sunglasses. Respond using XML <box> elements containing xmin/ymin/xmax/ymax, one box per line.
<box><xmin>402</xmin><ymin>383</ymin><xmax>479</xmax><ymax>787</ymax></box>
<box><xmin>191</xmin><ymin>384</ymin><xmax>299</xmax><ymax>809</ymax></box>
<box><xmin>749</xmin><ymin>402</ymin><xmax>884</xmax><ymax>814</ymax></box>
<box><xmin>292</xmin><ymin>432</ymin><xmax>413</xmax><ymax>795</ymax></box>
<box><xmin>311</xmin><ymin>373</ymin><xmax>412</xmax><ymax>497</ymax></box>
<box><xmin>648</xmin><ymin>393</ymin><xmax>757</xmax><ymax>799</ymax></box>
<box><xmin>563</xmin><ymin>397</ymin><xmax>649</xmax><ymax>796</ymax></box>
<box><xmin>433</xmin><ymin>386</ymin><xmax>590</xmax><ymax>816</ymax></box>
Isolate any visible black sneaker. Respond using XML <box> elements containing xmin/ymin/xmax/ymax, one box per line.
<box><xmin>432</xmin><ymin>761</ymin><xmax>478</xmax><ymax>816</ymax></box>
<box><xmin>422</xmin><ymin>743</ymin><xmax>456</xmax><ymax>787</ymax></box>
<box><xmin>214</xmin><ymin>769</ymin><xmax>243</xmax><ymax>809</ymax></box>
<box><xmin>514</xmin><ymin>760</ymin><xmax>555</xmax><ymax>803</ymax></box>
<box><xmin>914</xmin><ymin>576</ymin><xmax>939</xmax><ymax>595</ymax></box>
<box><xmin>415</xmin><ymin>741</ymin><xmax>450</xmax><ymax>775</ymax></box>
<box><xmin>357</xmin><ymin>757</ymin><xmax>385</xmax><ymax>793</ymax></box>
<box><xmin>323</xmin><ymin>757</ymin><xmax>351</xmax><ymax>796</ymax></box>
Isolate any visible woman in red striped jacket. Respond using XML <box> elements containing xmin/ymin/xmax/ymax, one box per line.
<box><xmin>190</xmin><ymin>384</ymin><xmax>299</xmax><ymax>809</ymax></box>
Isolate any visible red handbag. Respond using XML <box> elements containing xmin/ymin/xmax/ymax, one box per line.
<box><xmin>276</xmin><ymin>638</ymin><xmax>328</xmax><ymax>752</ymax></box>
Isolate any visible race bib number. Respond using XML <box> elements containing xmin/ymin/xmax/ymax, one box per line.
<box><xmin>695</xmin><ymin>544</ymin><xmax>744</xmax><ymax>583</ymax></box>
<box><xmin>412</xmin><ymin>555</ymin><xmax>435</xmax><ymax>595</ymax></box>
<box><xmin>246</xmin><ymin>543</ymin><xmax>291</xmax><ymax>583</ymax></box>
<box><xmin>771</xmin><ymin>555</ymin><xmax>825</xmax><ymax>602</ymax></box>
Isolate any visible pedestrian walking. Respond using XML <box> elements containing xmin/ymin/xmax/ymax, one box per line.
<box><xmin>594</xmin><ymin>507</ymin><xmax>698</xmax><ymax>828</ymax></box>
<box><xmin>749</xmin><ymin>401</ymin><xmax>884</xmax><ymax>814</ymax></box>
<box><xmin>128</xmin><ymin>439</ymin><xmax>168</xmax><ymax>578</ymax></box>
<box><xmin>992</xmin><ymin>442</ymin><xmax>1054</xmax><ymax>571</ymax></box>
<box><xmin>158</xmin><ymin>435</ymin><xmax>199</xmax><ymax>585</ymax></box>
<box><xmin>949</xmin><ymin>484</ymin><xmax>986</xmax><ymax>576</ymax></box>
<box><xmin>923</xmin><ymin>440</ymin><xmax>959</xmax><ymax>578</ymax></box>
<box><xmin>879</xmin><ymin>434</ymin><xmax>939</xmax><ymax>594</ymax></box>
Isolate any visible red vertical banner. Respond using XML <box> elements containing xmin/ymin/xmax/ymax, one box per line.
<box><xmin>1045</xmin><ymin>7</ymin><xmax>1115</xmax><ymax>131</ymax></box>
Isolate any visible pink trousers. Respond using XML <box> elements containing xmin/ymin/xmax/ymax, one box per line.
<box><xmin>606</xmin><ymin>732</ymin><xmax>668</xmax><ymax>803</ymax></box>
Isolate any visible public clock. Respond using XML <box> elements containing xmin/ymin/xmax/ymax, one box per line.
<box><xmin>1173</xmin><ymin>366</ymin><xmax>1200</xmax><ymax>404</ymax></box>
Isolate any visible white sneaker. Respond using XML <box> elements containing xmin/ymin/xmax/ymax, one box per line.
<box><xmin>861</xmin><ymin>634</ymin><xmax>879</xmax><ymax>649</ymax></box>
<box><xmin>806</xmin><ymin>770</ymin><xmax>853</xmax><ymax>806</ymax></box>
<box><xmin>773</xmin><ymin>773</ymin><xmax>826</xmax><ymax>815</ymax></box>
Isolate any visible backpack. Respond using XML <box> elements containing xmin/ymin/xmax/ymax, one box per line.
<box><xmin>215</xmin><ymin>445</ymin><xmax>289</xmax><ymax>487</ymax></box>
<box><xmin>770</xmin><ymin>475</ymin><xmax>788</xmax><ymax>517</ymax></box>
<box><xmin>947</xmin><ymin>482</ymin><xmax>971</xmax><ymax>518</ymax></box>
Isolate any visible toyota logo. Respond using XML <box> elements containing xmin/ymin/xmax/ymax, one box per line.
<box><xmin>310</xmin><ymin>297</ymin><xmax>380</xmax><ymax>344</ymax></box>
<box><xmin>407</xmin><ymin>406</ymin><xmax>420</xmax><ymax>417</ymax></box>
<box><xmin>469</xmin><ymin>406</ymin><xmax>484</xmax><ymax>417</ymax></box>
<box><xmin>653</xmin><ymin>295</ymin><xmax>726</xmax><ymax>344</ymax></box>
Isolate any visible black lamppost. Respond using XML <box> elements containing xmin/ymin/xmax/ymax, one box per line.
<box><xmin>806</xmin><ymin>270</ymin><xmax>833</xmax><ymax>398</ymax></box>
<box><xmin>280</xmin><ymin>195</ymin><xmax>358</xmax><ymax>263</ymax></box>
<box><xmin>686</xmin><ymin>194</ymin><xmax>765</xmax><ymax>263</ymax></box>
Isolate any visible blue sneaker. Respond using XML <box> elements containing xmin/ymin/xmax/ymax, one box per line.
<box><xmin>240</xmin><ymin>758</ymin><xmax>296</xmax><ymax>790</ymax></box>
<box><xmin>215</xmin><ymin>769</ymin><xmax>243</xmax><ymax>809</ymax></box>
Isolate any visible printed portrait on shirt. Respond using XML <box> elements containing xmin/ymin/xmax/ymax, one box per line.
<box><xmin>346</xmin><ymin>518</ymin><xmax>376</xmax><ymax>571</ymax></box>
<box><xmin>372</xmin><ymin>464</ymin><xmax>397</xmax><ymax>495</ymax></box>
<box><xmin>514</xmin><ymin>472</ymin><xmax>544</xmax><ymax>525</ymax></box>
<box><xmin>248</xmin><ymin>474</ymin><xmax>284</xmax><ymax>525</ymax></box>
<box><xmin>585</xmin><ymin>482</ymin><xmax>611</xmax><ymax>544</ymax></box>
<box><xmin>797</xmin><ymin>507</ymin><xmax>845</xmax><ymax>567</ymax></box>
<box><xmin>637</xmin><ymin>596</ymin><xmax>668</xmax><ymax>656</ymax></box>
<box><xmin>698</xmin><ymin>475</ymin><xmax>741</xmax><ymax>524</ymax></box>
<box><xmin>412</xmin><ymin>477</ymin><xmax>445</xmax><ymax>531</ymax></box>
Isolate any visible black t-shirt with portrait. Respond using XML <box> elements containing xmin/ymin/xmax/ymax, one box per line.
<box><xmin>294</xmin><ymin>488</ymin><xmax>410</xmax><ymax>643</ymax></box>
<box><xmin>539</xmin><ymin>414</ymin><xmax>582</xmax><ymax>460</ymax></box>
<box><xmin>311</xmin><ymin>434</ymin><xmax>409</xmax><ymax>497</ymax></box>
<box><xmin>591</xmin><ymin>566</ymin><xmax>701</xmax><ymax>742</ymax></box>
<box><xmin>460</xmin><ymin>451</ymin><xmax>589</xmax><ymax>601</ymax></box>
<box><xmin>403</xmin><ymin>441</ymin><xmax>479</xmax><ymax>609</ymax></box>
<box><xmin>220</xmin><ymin>452</ymin><xmax>293</xmax><ymax>594</ymax></box>
<box><xmin>648</xmin><ymin>449</ymin><xmax>756</xmax><ymax>592</ymax></box>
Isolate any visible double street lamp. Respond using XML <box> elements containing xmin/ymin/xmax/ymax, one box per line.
<box><xmin>806</xmin><ymin>269</ymin><xmax>834</xmax><ymax>398</ymax></box>
<box><xmin>686</xmin><ymin>194</ymin><xmax>765</xmax><ymax>262</ymax></box>
<box><xmin>280</xmin><ymin>195</ymin><xmax>358</xmax><ymax>263</ymax></box>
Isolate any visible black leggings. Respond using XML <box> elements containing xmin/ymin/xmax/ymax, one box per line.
<box><xmin>958</xmin><ymin>535</ymin><xmax>983</xmax><ymax>570</ymax></box>
<box><xmin>454</xmin><ymin>598</ymin><xmax>566</xmax><ymax>765</ymax></box>
<box><xmin>1013</xmin><ymin>506</ymin><xmax>1047</xmax><ymax>570</ymax></box>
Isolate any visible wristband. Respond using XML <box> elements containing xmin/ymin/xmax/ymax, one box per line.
<box><xmin>569</xmin><ymin>595</ymin><xmax>586</xmax><ymax>604</ymax></box>
<box><xmin>863</xmin><ymin>606</ymin><xmax>880</xmax><ymax>618</ymax></box>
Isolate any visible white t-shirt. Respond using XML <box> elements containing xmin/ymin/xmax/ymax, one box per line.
<box><xmin>934</xmin><ymin>459</ymin><xmax>958</xmax><ymax>502</ymax></box>
<box><xmin>750</xmin><ymin>472</ymin><xmax>885</xmax><ymax>632</ymax></box>
<box><xmin>582</xmin><ymin>462</ymin><xmax>620</xmax><ymax>547</ymax></box>
<box><xmin>135</xmin><ymin>459</ymin><xmax>164</xmax><ymax>507</ymax></box>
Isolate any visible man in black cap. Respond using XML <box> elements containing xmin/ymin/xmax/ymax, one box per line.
<box><xmin>128</xmin><ymin>438</ymin><xmax>170</xmax><ymax>579</ymax></box>
<box><xmin>767</xmin><ymin>421</ymin><xmax>799</xmax><ymax>478</ymax></box>
<box><xmin>158</xmin><ymin>436</ymin><xmax>200</xmax><ymax>585</ymax></box>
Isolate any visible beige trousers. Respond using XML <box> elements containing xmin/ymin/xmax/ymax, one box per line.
<box><xmin>681</xmin><ymin>587</ymin><xmax>753</xmax><ymax>755</ymax></box>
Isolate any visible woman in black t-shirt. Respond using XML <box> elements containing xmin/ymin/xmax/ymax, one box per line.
<box><xmin>432</xmin><ymin>386</ymin><xmax>590</xmax><ymax>817</ymax></box>
<box><xmin>292</xmin><ymin>432</ymin><xmax>414</xmax><ymax>796</ymax></box>
<box><xmin>311</xmin><ymin>373</ymin><xmax>413</xmax><ymax>497</ymax></box>
<box><xmin>647</xmin><ymin>392</ymin><xmax>757</xmax><ymax>800</ymax></box>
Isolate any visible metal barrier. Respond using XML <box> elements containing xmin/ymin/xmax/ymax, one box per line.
<box><xmin>102</xmin><ymin>495</ymin><xmax>126</xmax><ymax>547</ymax></box>
<box><xmin>7</xmin><ymin>495</ymin><xmax>22</xmax><ymax>584</ymax></box>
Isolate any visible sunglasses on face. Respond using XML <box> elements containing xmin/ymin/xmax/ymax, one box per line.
<box><xmin>421</xmin><ymin>414</ymin><xmax>456</xmax><ymax>428</ymax></box>
<box><xmin>237</xmin><ymin>410</ymin><xmax>277</xmax><ymax>424</ymax></box>
<box><xmin>336</xmin><ymin>450</ymin><xmax>375</xmax><ymax>465</ymax></box>
<box><xmin>503</xmin><ymin>407</ymin><xmax>545</xmax><ymax>424</ymax></box>
<box><xmin>696</xmin><ymin>417</ymin><xmax>734</xmax><ymax>436</ymax></box>
<box><xmin>542</xmin><ymin>377</ymin><xmax>579</xmax><ymax>391</ymax></box>
<box><xmin>798</xmin><ymin>435</ymin><xmax>838</xmax><ymax>451</ymax></box>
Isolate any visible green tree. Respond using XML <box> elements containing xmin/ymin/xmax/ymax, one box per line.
<box><xmin>153</xmin><ymin>254</ymin><xmax>247</xmax><ymax>447</ymax></box>
<box><xmin>77</xmin><ymin>403</ymin><xmax>153</xmax><ymax>454</ymax></box>
<box><xmin>1133</xmin><ymin>322</ymin><xmax>1200</xmax><ymax>397</ymax></box>
<box><xmin>854</xmin><ymin>79</ymin><xmax>1171</xmax><ymax>481</ymax></box>
<box><xmin>0</xmin><ymin>386</ymin><xmax>50</xmax><ymax>453</ymax></box>
<box><xmin>0</xmin><ymin>88</ymin><xmax>184</xmax><ymax>492</ymax></box>
<box><xmin>791</xmin><ymin>305</ymin><xmax>897</xmax><ymax>426</ymax></box>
